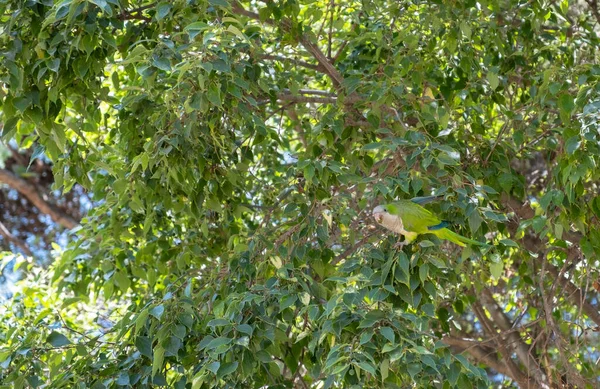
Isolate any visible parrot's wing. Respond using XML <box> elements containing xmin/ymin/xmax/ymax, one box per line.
<box><xmin>388</xmin><ymin>201</ymin><xmax>442</xmax><ymax>232</ymax></box>
<box><xmin>410</xmin><ymin>195</ymin><xmax>444</xmax><ymax>205</ymax></box>
<box><xmin>428</xmin><ymin>220</ymin><xmax>451</xmax><ymax>230</ymax></box>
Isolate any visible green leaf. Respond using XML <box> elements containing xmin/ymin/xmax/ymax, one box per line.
<box><xmin>459</xmin><ymin>21</ymin><xmax>472</xmax><ymax>38</ymax></box>
<box><xmin>13</xmin><ymin>97</ymin><xmax>31</xmax><ymax>112</ymax></box>
<box><xmin>487</xmin><ymin>72</ymin><xmax>499</xmax><ymax>90</ymax></box>
<box><xmin>499</xmin><ymin>239</ymin><xmax>519</xmax><ymax>247</ymax></box>
<box><xmin>362</xmin><ymin>142</ymin><xmax>382</xmax><ymax>151</ymax></box>
<box><xmin>116</xmin><ymin>373</ymin><xmax>130</xmax><ymax>385</ymax></box>
<box><xmin>207</xmin><ymin>85</ymin><xmax>222</xmax><ymax>107</ymax></box>
<box><xmin>153</xmin><ymin>57</ymin><xmax>171</xmax><ymax>71</ymax></box>
<box><xmin>360</xmin><ymin>331</ymin><xmax>373</xmax><ymax>345</ymax></box>
<box><xmin>150</xmin><ymin>305</ymin><xmax>165</xmax><ymax>319</ymax></box>
<box><xmin>156</xmin><ymin>2</ymin><xmax>171</xmax><ymax>20</ymax></box>
<box><xmin>565</xmin><ymin>136</ymin><xmax>581</xmax><ymax>155</ymax></box>
<box><xmin>407</xmin><ymin>363</ymin><xmax>422</xmax><ymax>380</ymax></box>
<box><xmin>1</xmin><ymin>117</ymin><xmax>19</xmax><ymax>140</ymax></box>
<box><xmin>380</xmin><ymin>358</ymin><xmax>390</xmax><ymax>381</ymax></box>
<box><xmin>90</xmin><ymin>0</ymin><xmax>112</xmax><ymax>15</ymax></box>
<box><xmin>490</xmin><ymin>262</ymin><xmax>504</xmax><ymax>279</ymax></box>
<box><xmin>419</xmin><ymin>240</ymin><xmax>435</xmax><ymax>248</ymax></box>
<box><xmin>355</xmin><ymin>361</ymin><xmax>377</xmax><ymax>376</ymax></box>
<box><xmin>558</xmin><ymin>94</ymin><xmax>575</xmax><ymax>122</ymax></box>
<box><xmin>380</xmin><ymin>327</ymin><xmax>395</xmax><ymax>344</ymax></box>
<box><xmin>164</xmin><ymin>336</ymin><xmax>182</xmax><ymax>356</ymax></box>
<box><xmin>136</xmin><ymin>336</ymin><xmax>153</xmax><ymax>358</ymax></box>
<box><xmin>422</xmin><ymin>303</ymin><xmax>435</xmax><ymax>317</ymax></box>
<box><xmin>135</xmin><ymin>309</ymin><xmax>149</xmax><ymax>333</ymax></box>
<box><xmin>217</xmin><ymin>361</ymin><xmax>239</xmax><ymax>379</ymax></box>
<box><xmin>483</xmin><ymin>210</ymin><xmax>507</xmax><ymax>222</ymax></box>
<box><xmin>76</xmin><ymin>344</ymin><xmax>88</xmax><ymax>356</ymax></box>
<box><xmin>47</xmin><ymin>58</ymin><xmax>60</xmax><ymax>72</ymax></box>
<box><xmin>208</xmin><ymin>0</ymin><xmax>229</xmax><ymax>7</ymax></box>
<box><xmin>205</xmin><ymin>337</ymin><xmax>232</xmax><ymax>350</ymax></box>
<box><xmin>185</xmin><ymin>22</ymin><xmax>209</xmax><ymax>39</ymax></box>
<box><xmin>396</xmin><ymin>252</ymin><xmax>410</xmax><ymax>285</ymax></box>
<box><xmin>342</xmin><ymin>76</ymin><xmax>361</xmax><ymax>94</ymax></box>
<box><xmin>207</xmin><ymin>319</ymin><xmax>229</xmax><ymax>327</ymax></box>
<box><xmin>206</xmin><ymin>361</ymin><xmax>220</xmax><ymax>374</ymax></box>
<box><xmin>280</xmin><ymin>295</ymin><xmax>297</xmax><ymax>311</ymax></box>
<box><xmin>152</xmin><ymin>346</ymin><xmax>165</xmax><ymax>377</ymax></box>
<box><xmin>114</xmin><ymin>271</ymin><xmax>131</xmax><ymax>293</ymax></box>
<box><xmin>46</xmin><ymin>332</ymin><xmax>71</xmax><ymax>347</ymax></box>
<box><xmin>236</xmin><ymin>324</ymin><xmax>253</xmax><ymax>336</ymax></box>
<box><xmin>419</xmin><ymin>264</ymin><xmax>429</xmax><ymax>282</ymax></box>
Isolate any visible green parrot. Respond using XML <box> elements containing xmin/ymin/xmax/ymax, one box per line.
<box><xmin>372</xmin><ymin>196</ymin><xmax>488</xmax><ymax>247</ymax></box>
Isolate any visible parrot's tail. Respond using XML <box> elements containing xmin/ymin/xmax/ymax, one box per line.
<box><xmin>433</xmin><ymin>228</ymin><xmax>489</xmax><ymax>247</ymax></box>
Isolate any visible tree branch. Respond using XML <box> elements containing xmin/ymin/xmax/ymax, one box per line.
<box><xmin>480</xmin><ymin>288</ymin><xmax>548</xmax><ymax>387</ymax></box>
<box><xmin>331</xmin><ymin>228</ymin><xmax>381</xmax><ymax>266</ymax></box>
<box><xmin>498</xmin><ymin>190</ymin><xmax>600</xmax><ymax>387</ymax></box>
<box><xmin>286</xmin><ymin>106</ymin><xmax>308</xmax><ymax>149</ymax></box>
<box><xmin>0</xmin><ymin>169</ymin><xmax>79</xmax><ymax>229</ymax></box>
<box><xmin>539</xmin><ymin>259</ymin><xmax>592</xmax><ymax>388</ymax></box>
<box><xmin>441</xmin><ymin>336</ymin><xmax>512</xmax><ymax>377</ymax></box>
<box><xmin>585</xmin><ymin>0</ymin><xmax>600</xmax><ymax>25</ymax></box>
<box><xmin>276</xmin><ymin>94</ymin><xmax>337</xmax><ymax>104</ymax></box>
<box><xmin>260</xmin><ymin>54</ymin><xmax>323</xmax><ymax>71</ymax></box>
<box><xmin>500</xmin><ymin>194</ymin><xmax>600</xmax><ymax>327</ymax></box>
<box><xmin>231</xmin><ymin>2</ymin><xmax>345</xmax><ymax>88</ymax></box>
<box><xmin>546</xmin><ymin>265</ymin><xmax>600</xmax><ymax>326</ymax></box>
<box><xmin>119</xmin><ymin>3</ymin><xmax>155</xmax><ymax>22</ymax></box>
<box><xmin>0</xmin><ymin>219</ymin><xmax>32</xmax><ymax>256</ymax></box>
<box><xmin>290</xmin><ymin>89</ymin><xmax>337</xmax><ymax>97</ymax></box>
<box><xmin>472</xmin><ymin>299</ymin><xmax>533</xmax><ymax>387</ymax></box>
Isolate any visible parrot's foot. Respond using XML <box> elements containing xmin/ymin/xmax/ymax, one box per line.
<box><xmin>393</xmin><ymin>241</ymin><xmax>407</xmax><ymax>249</ymax></box>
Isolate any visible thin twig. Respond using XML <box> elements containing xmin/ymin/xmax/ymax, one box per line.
<box><xmin>260</xmin><ymin>54</ymin><xmax>322</xmax><ymax>71</ymax></box>
<box><xmin>331</xmin><ymin>228</ymin><xmax>382</xmax><ymax>266</ymax></box>
<box><xmin>484</xmin><ymin>121</ymin><xmax>509</xmax><ymax>165</ymax></box>
<box><xmin>327</xmin><ymin>0</ymin><xmax>335</xmax><ymax>58</ymax></box>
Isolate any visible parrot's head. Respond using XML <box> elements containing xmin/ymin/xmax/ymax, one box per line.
<box><xmin>372</xmin><ymin>205</ymin><xmax>388</xmax><ymax>224</ymax></box>
<box><xmin>372</xmin><ymin>204</ymin><xmax>404</xmax><ymax>234</ymax></box>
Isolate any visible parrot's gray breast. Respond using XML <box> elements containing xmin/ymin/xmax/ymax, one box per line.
<box><xmin>380</xmin><ymin>214</ymin><xmax>407</xmax><ymax>234</ymax></box>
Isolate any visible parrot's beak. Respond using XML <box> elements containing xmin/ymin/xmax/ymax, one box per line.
<box><xmin>372</xmin><ymin>205</ymin><xmax>385</xmax><ymax>223</ymax></box>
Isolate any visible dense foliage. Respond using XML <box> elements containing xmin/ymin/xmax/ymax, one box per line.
<box><xmin>1</xmin><ymin>0</ymin><xmax>600</xmax><ymax>387</ymax></box>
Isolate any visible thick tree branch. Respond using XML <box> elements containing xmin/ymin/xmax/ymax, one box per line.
<box><xmin>539</xmin><ymin>260</ymin><xmax>592</xmax><ymax>388</ymax></box>
<box><xmin>480</xmin><ymin>288</ymin><xmax>548</xmax><ymax>387</ymax></box>
<box><xmin>0</xmin><ymin>169</ymin><xmax>79</xmax><ymax>229</ymax></box>
<box><xmin>276</xmin><ymin>94</ymin><xmax>337</xmax><ymax>104</ymax></box>
<box><xmin>472</xmin><ymin>299</ymin><xmax>533</xmax><ymax>387</ymax></box>
<box><xmin>500</xmin><ymin>194</ymin><xmax>600</xmax><ymax>326</ymax></box>
<box><xmin>274</xmin><ymin>91</ymin><xmax>361</xmax><ymax>105</ymax></box>
<box><xmin>0</xmin><ymin>219</ymin><xmax>32</xmax><ymax>256</ymax></box>
<box><xmin>289</xmin><ymin>89</ymin><xmax>337</xmax><ymax>97</ymax></box>
<box><xmin>298</xmin><ymin>39</ymin><xmax>345</xmax><ymax>88</ymax></box>
<box><xmin>585</xmin><ymin>0</ymin><xmax>600</xmax><ymax>25</ymax></box>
